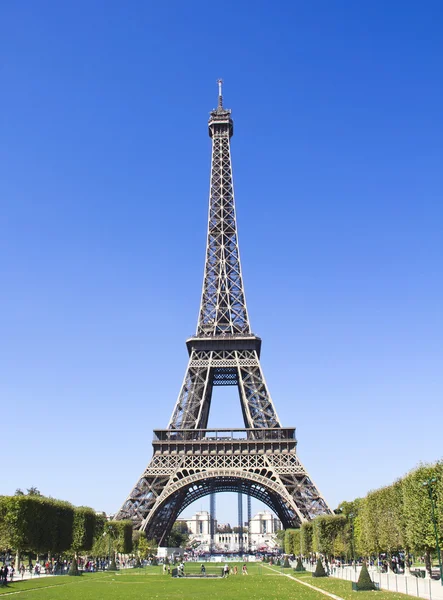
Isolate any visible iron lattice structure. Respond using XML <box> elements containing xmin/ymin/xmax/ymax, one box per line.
<box><xmin>116</xmin><ymin>83</ymin><xmax>331</xmax><ymax>544</ymax></box>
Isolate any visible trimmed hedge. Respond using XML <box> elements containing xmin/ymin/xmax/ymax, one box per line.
<box><xmin>356</xmin><ymin>562</ymin><xmax>376</xmax><ymax>591</ymax></box>
<box><xmin>0</xmin><ymin>495</ymin><xmax>74</xmax><ymax>555</ymax></box>
<box><xmin>294</xmin><ymin>557</ymin><xmax>306</xmax><ymax>572</ymax></box>
<box><xmin>72</xmin><ymin>507</ymin><xmax>96</xmax><ymax>553</ymax></box>
<box><xmin>312</xmin><ymin>557</ymin><xmax>327</xmax><ymax>578</ymax></box>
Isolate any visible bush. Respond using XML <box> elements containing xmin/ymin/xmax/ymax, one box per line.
<box><xmin>356</xmin><ymin>562</ymin><xmax>376</xmax><ymax>591</ymax></box>
<box><xmin>283</xmin><ymin>556</ymin><xmax>290</xmax><ymax>568</ymax></box>
<box><xmin>134</xmin><ymin>557</ymin><xmax>141</xmax><ymax>568</ymax></box>
<box><xmin>294</xmin><ymin>557</ymin><xmax>306</xmax><ymax>572</ymax></box>
<box><xmin>312</xmin><ymin>557</ymin><xmax>327</xmax><ymax>578</ymax></box>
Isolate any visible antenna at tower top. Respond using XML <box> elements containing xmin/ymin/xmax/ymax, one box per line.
<box><xmin>217</xmin><ymin>78</ymin><xmax>223</xmax><ymax>108</ymax></box>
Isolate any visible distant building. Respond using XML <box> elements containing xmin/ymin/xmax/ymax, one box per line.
<box><xmin>185</xmin><ymin>510</ymin><xmax>216</xmax><ymax>536</ymax></box>
<box><xmin>248</xmin><ymin>510</ymin><xmax>281</xmax><ymax>551</ymax></box>
<box><xmin>179</xmin><ymin>509</ymin><xmax>281</xmax><ymax>552</ymax></box>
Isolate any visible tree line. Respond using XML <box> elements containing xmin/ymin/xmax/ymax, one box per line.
<box><xmin>284</xmin><ymin>461</ymin><xmax>442</xmax><ymax>574</ymax></box>
<box><xmin>0</xmin><ymin>493</ymin><xmax>133</xmax><ymax>565</ymax></box>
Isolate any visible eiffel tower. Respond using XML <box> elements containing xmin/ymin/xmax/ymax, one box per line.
<box><xmin>116</xmin><ymin>81</ymin><xmax>331</xmax><ymax>544</ymax></box>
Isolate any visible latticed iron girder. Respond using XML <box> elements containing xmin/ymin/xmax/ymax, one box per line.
<box><xmin>115</xmin><ymin>446</ymin><xmax>331</xmax><ymax>544</ymax></box>
<box><xmin>198</xmin><ymin>127</ymin><xmax>249</xmax><ymax>337</ymax></box>
<box><xmin>116</xmin><ymin>88</ymin><xmax>332</xmax><ymax>541</ymax></box>
<box><xmin>167</xmin><ymin>349</ymin><xmax>280</xmax><ymax>430</ymax></box>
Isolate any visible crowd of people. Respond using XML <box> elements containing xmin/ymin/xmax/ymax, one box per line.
<box><xmin>0</xmin><ymin>562</ymin><xmax>41</xmax><ymax>584</ymax></box>
<box><xmin>0</xmin><ymin>557</ymin><xmax>127</xmax><ymax>583</ymax></box>
<box><xmin>0</xmin><ymin>565</ymin><xmax>14</xmax><ymax>585</ymax></box>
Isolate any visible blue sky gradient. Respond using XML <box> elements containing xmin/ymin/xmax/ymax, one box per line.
<box><xmin>1</xmin><ymin>0</ymin><xmax>442</xmax><ymax>524</ymax></box>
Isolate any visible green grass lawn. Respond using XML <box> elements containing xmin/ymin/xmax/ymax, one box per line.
<box><xmin>267</xmin><ymin>566</ymin><xmax>415</xmax><ymax>600</ymax></box>
<box><xmin>0</xmin><ymin>564</ymin><xmax>417</xmax><ymax>599</ymax></box>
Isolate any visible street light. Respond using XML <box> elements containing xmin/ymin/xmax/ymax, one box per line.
<box><xmin>422</xmin><ymin>478</ymin><xmax>443</xmax><ymax>586</ymax></box>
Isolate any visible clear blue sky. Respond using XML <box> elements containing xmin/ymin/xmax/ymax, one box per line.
<box><xmin>1</xmin><ymin>1</ymin><xmax>442</xmax><ymax>526</ymax></box>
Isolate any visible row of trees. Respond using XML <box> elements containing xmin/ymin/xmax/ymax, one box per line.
<box><xmin>284</xmin><ymin>461</ymin><xmax>442</xmax><ymax>573</ymax></box>
<box><xmin>0</xmin><ymin>494</ymin><xmax>133</xmax><ymax>565</ymax></box>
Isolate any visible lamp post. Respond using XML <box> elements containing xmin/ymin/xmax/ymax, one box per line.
<box><xmin>349</xmin><ymin>513</ymin><xmax>356</xmax><ymax>573</ymax></box>
<box><xmin>422</xmin><ymin>478</ymin><xmax>443</xmax><ymax>586</ymax></box>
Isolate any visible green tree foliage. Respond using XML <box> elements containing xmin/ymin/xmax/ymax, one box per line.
<box><xmin>313</xmin><ymin>515</ymin><xmax>347</xmax><ymax>562</ymax></box>
<box><xmin>306</xmin><ymin>461</ymin><xmax>442</xmax><ymax>566</ymax></box>
<box><xmin>301</xmin><ymin>521</ymin><xmax>313</xmax><ymax>554</ymax></box>
<box><xmin>336</xmin><ymin>499</ymin><xmax>362</xmax><ymax>558</ymax></box>
<box><xmin>168</xmin><ymin>522</ymin><xmax>190</xmax><ymax>548</ymax></box>
<box><xmin>137</xmin><ymin>535</ymin><xmax>150</xmax><ymax>559</ymax></box>
<box><xmin>284</xmin><ymin>529</ymin><xmax>300</xmax><ymax>554</ymax></box>
<box><xmin>356</xmin><ymin>562</ymin><xmax>375</xmax><ymax>591</ymax></box>
<box><xmin>378</xmin><ymin>481</ymin><xmax>405</xmax><ymax>553</ymax></box>
<box><xmin>359</xmin><ymin>492</ymin><xmax>380</xmax><ymax>556</ymax></box>
<box><xmin>51</xmin><ymin>500</ymin><xmax>75</xmax><ymax>554</ymax></box>
<box><xmin>106</xmin><ymin>520</ymin><xmax>133</xmax><ymax>554</ymax></box>
<box><xmin>312</xmin><ymin>557</ymin><xmax>327</xmax><ymax>577</ymax></box>
<box><xmin>402</xmin><ymin>462</ymin><xmax>442</xmax><ymax>572</ymax></box>
<box><xmin>0</xmin><ymin>495</ymin><xmax>136</xmax><ymax>562</ymax></box>
<box><xmin>275</xmin><ymin>529</ymin><xmax>285</xmax><ymax>550</ymax></box>
<box><xmin>132</xmin><ymin>530</ymin><xmax>142</xmax><ymax>554</ymax></box>
<box><xmin>71</xmin><ymin>507</ymin><xmax>96</xmax><ymax>554</ymax></box>
<box><xmin>0</xmin><ymin>495</ymin><xmax>73</xmax><ymax>556</ymax></box>
<box><xmin>358</xmin><ymin>483</ymin><xmax>405</xmax><ymax>557</ymax></box>
<box><xmin>91</xmin><ymin>515</ymin><xmax>107</xmax><ymax>557</ymax></box>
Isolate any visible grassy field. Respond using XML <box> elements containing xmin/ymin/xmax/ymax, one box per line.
<box><xmin>0</xmin><ymin>563</ymin><xmax>415</xmax><ymax>600</ymax></box>
<box><xmin>283</xmin><ymin>570</ymin><xmax>413</xmax><ymax>600</ymax></box>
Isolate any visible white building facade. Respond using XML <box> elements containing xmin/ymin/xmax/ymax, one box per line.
<box><xmin>180</xmin><ymin>509</ymin><xmax>281</xmax><ymax>553</ymax></box>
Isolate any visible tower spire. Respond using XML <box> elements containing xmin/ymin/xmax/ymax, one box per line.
<box><xmin>217</xmin><ymin>78</ymin><xmax>223</xmax><ymax>109</ymax></box>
